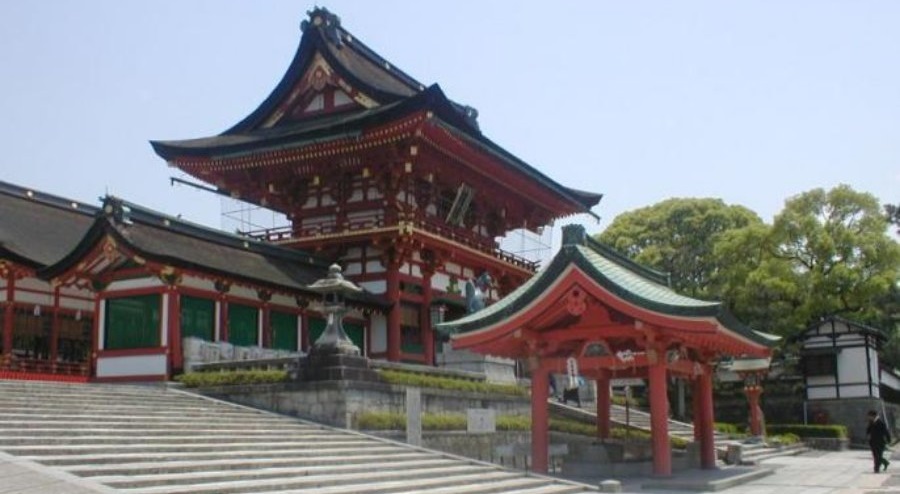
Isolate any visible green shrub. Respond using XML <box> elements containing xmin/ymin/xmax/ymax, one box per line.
<box><xmin>497</xmin><ymin>415</ymin><xmax>530</xmax><ymax>431</ymax></box>
<box><xmin>611</xmin><ymin>395</ymin><xmax>646</xmax><ymax>407</ymax></box>
<box><xmin>550</xmin><ymin>418</ymin><xmax>596</xmax><ymax>436</ymax></box>
<box><xmin>714</xmin><ymin>422</ymin><xmax>746</xmax><ymax>436</ymax></box>
<box><xmin>423</xmin><ymin>414</ymin><xmax>467</xmax><ymax>431</ymax></box>
<box><xmin>767</xmin><ymin>424</ymin><xmax>847</xmax><ymax>439</ymax></box>
<box><xmin>357</xmin><ymin>412</ymin><xmax>405</xmax><ymax>430</ymax></box>
<box><xmin>175</xmin><ymin>369</ymin><xmax>288</xmax><ymax>388</ymax></box>
<box><xmin>768</xmin><ymin>433</ymin><xmax>801</xmax><ymax>446</ymax></box>
<box><xmin>377</xmin><ymin>369</ymin><xmax>527</xmax><ymax>396</ymax></box>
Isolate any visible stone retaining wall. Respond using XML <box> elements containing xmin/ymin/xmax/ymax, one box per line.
<box><xmin>197</xmin><ymin>380</ymin><xmax>530</xmax><ymax>428</ymax></box>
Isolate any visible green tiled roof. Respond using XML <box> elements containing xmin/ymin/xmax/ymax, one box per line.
<box><xmin>440</xmin><ymin>224</ymin><xmax>774</xmax><ymax>349</ymax></box>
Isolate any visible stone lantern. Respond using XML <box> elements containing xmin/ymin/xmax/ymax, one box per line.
<box><xmin>731</xmin><ymin>357</ymin><xmax>771</xmax><ymax>437</ymax></box>
<box><xmin>307</xmin><ymin>264</ymin><xmax>362</xmax><ymax>356</ymax></box>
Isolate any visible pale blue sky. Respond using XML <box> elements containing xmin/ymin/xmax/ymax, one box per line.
<box><xmin>1</xmin><ymin>1</ymin><xmax>898</xmax><ymax>242</ymax></box>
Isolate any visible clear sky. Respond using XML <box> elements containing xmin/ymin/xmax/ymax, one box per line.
<box><xmin>1</xmin><ymin>1</ymin><xmax>898</xmax><ymax>243</ymax></box>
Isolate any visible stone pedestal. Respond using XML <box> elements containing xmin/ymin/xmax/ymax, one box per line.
<box><xmin>300</xmin><ymin>354</ymin><xmax>380</xmax><ymax>382</ymax></box>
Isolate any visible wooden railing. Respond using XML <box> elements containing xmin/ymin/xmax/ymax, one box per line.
<box><xmin>241</xmin><ymin>216</ymin><xmax>539</xmax><ymax>272</ymax></box>
<box><xmin>0</xmin><ymin>354</ymin><xmax>89</xmax><ymax>380</ymax></box>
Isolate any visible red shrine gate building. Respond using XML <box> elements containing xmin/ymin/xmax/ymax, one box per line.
<box><xmin>440</xmin><ymin>225</ymin><xmax>776</xmax><ymax>476</ymax></box>
<box><xmin>150</xmin><ymin>8</ymin><xmax>601</xmax><ymax>366</ymax></box>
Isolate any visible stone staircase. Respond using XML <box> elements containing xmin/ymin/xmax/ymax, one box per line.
<box><xmin>0</xmin><ymin>379</ymin><xmax>598</xmax><ymax>494</ymax></box>
<box><xmin>551</xmin><ymin>401</ymin><xmax>808</xmax><ymax>465</ymax></box>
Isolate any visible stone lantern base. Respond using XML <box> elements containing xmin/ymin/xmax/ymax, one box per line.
<box><xmin>300</xmin><ymin>353</ymin><xmax>380</xmax><ymax>382</ymax></box>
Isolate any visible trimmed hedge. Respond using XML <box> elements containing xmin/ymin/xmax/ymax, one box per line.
<box><xmin>356</xmin><ymin>412</ymin><xmax>688</xmax><ymax>448</ymax></box>
<box><xmin>714</xmin><ymin>422</ymin><xmax>746</xmax><ymax>436</ymax></box>
<box><xmin>175</xmin><ymin>369</ymin><xmax>288</xmax><ymax>388</ymax></box>
<box><xmin>376</xmin><ymin>369</ymin><xmax>527</xmax><ymax>396</ymax></box>
<box><xmin>767</xmin><ymin>424</ymin><xmax>847</xmax><ymax>439</ymax></box>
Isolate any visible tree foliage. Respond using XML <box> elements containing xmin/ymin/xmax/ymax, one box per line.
<box><xmin>597</xmin><ymin>186</ymin><xmax>900</xmax><ymax>343</ymax></box>
<box><xmin>766</xmin><ymin>185</ymin><xmax>899</xmax><ymax>334</ymax></box>
<box><xmin>887</xmin><ymin>203</ymin><xmax>900</xmax><ymax>235</ymax></box>
<box><xmin>597</xmin><ymin>198</ymin><xmax>762</xmax><ymax>298</ymax></box>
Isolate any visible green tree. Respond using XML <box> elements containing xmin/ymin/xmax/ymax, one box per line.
<box><xmin>886</xmin><ymin>203</ymin><xmax>900</xmax><ymax>235</ymax></box>
<box><xmin>767</xmin><ymin>185</ymin><xmax>900</xmax><ymax>336</ymax></box>
<box><xmin>597</xmin><ymin>198</ymin><xmax>762</xmax><ymax>297</ymax></box>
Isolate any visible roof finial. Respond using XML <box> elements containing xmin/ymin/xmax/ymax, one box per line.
<box><xmin>561</xmin><ymin>224</ymin><xmax>587</xmax><ymax>247</ymax></box>
<box><xmin>301</xmin><ymin>7</ymin><xmax>343</xmax><ymax>47</ymax></box>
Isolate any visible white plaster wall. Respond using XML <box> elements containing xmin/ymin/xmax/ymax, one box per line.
<box><xmin>107</xmin><ymin>278</ymin><xmax>164</xmax><ymax>292</ymax></box>
<box><xmin>445</xmin><ymin>263</ymin><xmax>462</xmax><ymax>276</ymax></box>
<box><xmin>432</xmin><ymin>272</ymin><xmax>452</xmax><ymax>292</ymax></box>
<box><xmin>370</xmin><ymin>313</ymin><xmax>387</xmax><ymax>353</ymax></box>
<box><xmin>14</xmin><ymin>278</ymin><xmax>48</xmax><ymax>291</ymax></box>
<box><xmin>180</xmin><ymin>276</ymin><xmax>216</xmax><ymax>292</ymax></box>
<box><xmin>228</xmin><ymin>285</ymin><xmax>258</xmax><ymax>301</ymax></box>
<box><xmin>270</xmin><ymin>293</ymin><xmax>295</xmax><ymax>308</ymax></box>
<box><xmin>837</xmin><ymin>346</ymin><xmax>870</xmax><ymax>386</ymax></box>
<box><xmin>808</xmin><ymin>386</ymin><xmax>837</xmax><ymax>400</ymax></box>
<box><xmin>96</xmin><ymin>354</ymin><xmax>167</xmax><ymax>378</ymax></box>
<box><xmin>360</xmin><ymin>280</ymin><xmax>386</xmax><ymax>294</ymax></box>
<box><xmin>344</xmin><ymin>261</ymin><xmax>363</xmax><ymax>276</ymax></box>
<box><xmin>365</xmin><ymin>261</ymin><xmax>385</xmax><ymax>274</ymax></box>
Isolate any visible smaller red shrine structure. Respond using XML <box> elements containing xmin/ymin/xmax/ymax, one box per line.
<box><xmin>439</xmin><ymin>225</ymin><xmax>776</xmax><ymax>476</ymax></box>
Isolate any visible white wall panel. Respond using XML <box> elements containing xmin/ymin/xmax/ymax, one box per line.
<box><xmin>96</xmin><ymin>354</ymin><xmax>167</xmax><ymax>378</ymax></box>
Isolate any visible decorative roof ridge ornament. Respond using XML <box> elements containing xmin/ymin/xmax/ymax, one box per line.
<box><xmin>101</xmin><ymin>196</ymin><xmax>133</xmax><ymax>226</ymax></box>
<box><xmin>561</xmin><ymin>224</ymin><xmax>587</xmax><ymax>247</ymax></box>
<box><xmin>302</xmin><ymin>7</ymin><xmax>344</xmax><ymax>48</ymax></box>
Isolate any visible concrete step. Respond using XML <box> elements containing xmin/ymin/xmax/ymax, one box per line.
<box><xmin>116</xmin><ymin>467</ymin><xmax>518</xmax><ymax>494</ymax></box>
<box><xmin>0</xmin><ymin>419</ymin><xmax>316</xmax><ymax>431</ymax></box>
<box><xmin>740</xmin><ymin>443</ymin><xmax>809</xmax><ymax>465</ymax></box>
<box><xmin>0</xmin><ymin>426</ymin><xmax>333</xmax><ymax>438</ymax></box>
<box><xmin>93</xmin><ymin>461</ymin><xmax>480</xmax><ymax>489</ymax></box>
<box><xmin>0</xmin><ymin>432</ymin><xmax>360</xmax><ymax>446</ymax></box>
<box><xmin>3</xmin><ymin>438</ymin><xmax>389</xmax><ymax>456</ymax></box>
<box><xmin>28</xmin><ymin>445</ymin><xmax>420</xmax><ymax>466</ymax></box>
<box><xmin>382</xmin><ymin>478</ymin><xmax>592</xmax><ymax>494</ymax></box>
<box><xmin>0</xmin><ymin>411</ymin><xmax>293</xmax><ymax>424</ymax></box>
<box><xmin>66</xmin><ymin>452</ymin><xmax>445</xmax><ymax>476</ymax></box>
<box><xmin>0</xmin><ymin>380</ymin><xmax>598</xmax><ymax>493</ymax></box>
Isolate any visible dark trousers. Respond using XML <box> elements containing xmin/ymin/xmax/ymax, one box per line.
<box><xmin>562</xmin><ymin>387</ymin><xmax>580</xmax><ymax>407</ymax></box>
<box><xmin>871</xmin><ymin>444</ymin><xmax>889</xmax><ymax>472</ymax></box>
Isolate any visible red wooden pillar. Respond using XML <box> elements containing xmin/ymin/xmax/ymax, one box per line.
<box><xmin>50</xmin><ymin>286</ymin><xmax>60</xmax><ymax>370</ymax></box>
<box><xmin>698</xmin><ymin>367</ymin><xmax>716</xmax><ymax>469</ymax></box>
<box><xmin>300</xmin><ymin>313</ymin><xmax>310</xmax><ymax>352</ymax></box>
<box><xmin>596</xmin><ymin>371</ymin><xmax>611</xmax><ymax>440</ymax></box>
<box><xmin>531</xmin><ymin>364</ymin><xmax>550</xmax><ymax>473</ymax></box>
<box><xmin>421</xmin><ymin>272</ymin><xmax>435</xmax><ymax>366</ymax></box>
<box><xmin>261</xmin><ymin>304</ymin><xmax>270</xmax><ymax>348</ymax></box>
<box><xmin>692</xmin><ymin>376</ymin><xmax>702</xmax><ymax>441</ymax></box>
<box><xmin>91</xmin><ymin>296</ymin><xmax>102</xmax><ymax>378</ymax></box>
<box><xmin>219</xmin><ymin>298</ymin><xmax>229</xmax><ymax>343</ymax></box>
<box><xmin>746</xmin><ymin>385</ymin><xmax>764</xmax><ymax>437</ymax></box>
<box><xmin>386</xmin><ymin>265</ymin><xmax>401</xmax><ymax>362</ymax></box>
<box><xmin>166</xmin><ymin>287</ymin><xmax>182</xmax><ymax>374</ymax></box>
<box><xmin>2</xmin><ymin>273</ymin><xmax>14</xmax><ymax>361</ymax></box>
<box><xmin>648</xmin><ymin>357</ymin><xmax>672</xmax><ymax>476</ymax></box>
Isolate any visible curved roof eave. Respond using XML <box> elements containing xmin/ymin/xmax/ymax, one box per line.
<box><xmin>442</xmin><ymin>229</ymin><xmax>775</xmax><ymax>349</ymax></box>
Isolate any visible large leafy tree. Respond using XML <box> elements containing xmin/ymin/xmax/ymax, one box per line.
<box><xmin>598</xmin><ymin>187</ymin><xmax>900</xmax><ymax>344</ymax></box>
<box><xmin>597</xmin><ymin>198</ymin><xmax>762</xmax><ymax>298</ymax></box>
<box><xmin>767</xmin><ymin>185</ymin><xmax>899</xmax><ymax>334</ymax></box>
